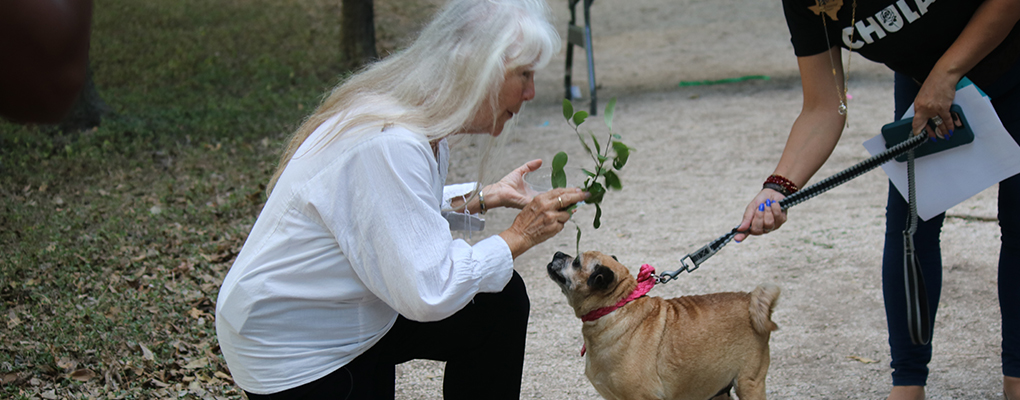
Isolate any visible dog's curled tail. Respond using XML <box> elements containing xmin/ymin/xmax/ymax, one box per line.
<box><xmin>749</xmin><ymin>284</ymin><xmax>781</xmax><ymax>335</ymax></box>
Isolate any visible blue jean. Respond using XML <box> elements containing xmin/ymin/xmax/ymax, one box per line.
<box><xmin>884</xmin><ymin>70</ymin><xmax>1020</xmax><ymax>386</ymax></box>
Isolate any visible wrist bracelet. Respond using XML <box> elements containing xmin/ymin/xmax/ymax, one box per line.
<box><xmin>764</xmin><ymin>174</ymin><xmax>798</xmax><ymax>196</ymax></box>
<box><xmin>763</xmin><ymin>182</ymin><xmax>790</xmax><ymax>196</ymax></box>
<box><xmin>478</xmin><ymin>189</ymin><xmax>487</xmax><ymax>215</ymax></box>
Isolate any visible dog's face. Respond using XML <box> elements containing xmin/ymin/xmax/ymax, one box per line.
<box><xmin>546</xmin><ymin>251</ymin><xmax>637</xmax><ymax>318</ymax></box>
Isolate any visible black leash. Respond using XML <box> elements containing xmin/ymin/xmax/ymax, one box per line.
<box><xmin>656</xmin><ymin>132</ymin><xmax>931</xmax><ymax>344</ymax></box>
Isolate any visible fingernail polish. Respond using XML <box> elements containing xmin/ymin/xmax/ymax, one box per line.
<box><xmin>758</xmin><ymin>203</ymin><xmax>765</xmax><ymax>212</ymax></box>
<box><xmin>948</xmin><ymin>130</ymin><xmax>954</xmax><ymax>138</ymax></box>
<box><xmin>930</xmin><ymin>137</ymin><xmax>936</xmax><ymax>143</ymax></box>
<box><xmin>766</xmin><ymin>199</ymin><xmax>773</xmax><ymax>206</ymax></box>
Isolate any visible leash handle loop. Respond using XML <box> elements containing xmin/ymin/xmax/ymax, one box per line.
<box><xmin>903</xmin><ymin>147</ymin><xmax>932</xmax><ymax>345</ymax></box>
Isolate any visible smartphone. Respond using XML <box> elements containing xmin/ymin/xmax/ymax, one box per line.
<box><xmin>882</xmin><ymin>104</ymin><xmax>974</xmax><ymax>162</ymax></box>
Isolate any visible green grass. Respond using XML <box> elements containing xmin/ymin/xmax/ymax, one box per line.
<box><xmin>0</xmin><ymin>0</ymin><xmax>432</xmax><ymax>397</ymax></box>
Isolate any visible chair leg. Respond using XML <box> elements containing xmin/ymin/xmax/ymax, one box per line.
<box><xmin>565</xmin><ymin>44</ymin><xmax>575</xmax><ymax>101</ymax></box>
<box><xmin>583</xmin><ymin>0</ymin><xmax>597</xmax><ymax>115</ymax></box>
<box><xmin>564</xmin><ymin>0</ymin><xmax>577</xmax><ymax>102</ymax></box>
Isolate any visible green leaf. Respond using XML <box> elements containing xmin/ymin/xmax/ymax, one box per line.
<box><xmin>587</xmin><ymin>182</ymin><xmax>605</xmax><ymax>204</ymax></box>
<box><xmin>552</xmin><ymin>151</ymin><xmax>568</xmax><ymax>188</ymax></box>
<box><xmin>604</xmin><ymin>170</ymin><xmax>621</xmax><ymax>190</ymax></box>
<box><xmin>552</xmin><ymin>151</ymin><xmax>568</xmax><ymax>170</ymax></box>
<box><xmin>593</xmin><ymin>203</ymin><xmax>602</xmax><ymax>229</ymax></box>
<box><xmin>612</xmin><ymin>133</ymin><xmax>622</xmax><ymax>140</ymax></box>
<box><xmin>604</xmin><ymin>97</ymin><xmax>616</xmax><ymax>130</ymax></box>
<box><xmin>562</xmin><ymin>99</ymin><xmax>574</xmax><ymax>122</ymax></box>
<box><xmin>597</xmin><ymin>154</ymin><xmax>608</xmax><ymax>163</ymax></box>
<box><xmin>572</xmin><ymin>111</ymin><xmax>588</xmax><ymax>126</ymax></box>
<box><xmin>589</xmin><ymin>133</ymin><xmax>601</xmax><ymax>155</ymax></box>
<box><xmin>612</xmin><ymin>141</ymin><xmax>630</xmax><ymax>169</ymax></box>
<box><xmin>581</xmin><ymin>168</ymin><xmax>595</xmax><ymax>177</ymax></box>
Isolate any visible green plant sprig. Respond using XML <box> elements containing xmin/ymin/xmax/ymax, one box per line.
<box><xmin>552</xmin><ymin>97</ymin><xmax>630</xmax><ymax>251</ymax></box>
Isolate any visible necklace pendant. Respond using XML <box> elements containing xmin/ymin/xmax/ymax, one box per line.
<box><xmin>838</xmin><ymin>103</ymin><xmax>847</xmax><ymax>115</ymax></box>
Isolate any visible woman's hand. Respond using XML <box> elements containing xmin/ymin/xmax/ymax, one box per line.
<box><xmin>735</xmin><ymin>188</ymin><xmax>787</xmax><ymax>242</ymax></box>
<box><xmin>911</xmin><ymin>75</ymin><xmax>960</xmax><ymax>140</ymax></box>
<box><xmin>499</xmin><ymin>188</ymin><xmax>588</xmax><ymax>259</ymax></box>
<box><xmin>484</xmin><ymin>159</ymin><xmax>543</xmax><ymax>210</ymax></box>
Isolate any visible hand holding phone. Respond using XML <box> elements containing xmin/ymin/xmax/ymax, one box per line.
<box><xmin>881</xmin><ymin>104</ymin><xmax>974</xmax><ymax>162</ymax></box>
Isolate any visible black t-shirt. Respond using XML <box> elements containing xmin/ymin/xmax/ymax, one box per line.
<box><xmin>782</xmin><ymin>0</ymin><xmax>1020</xmax><ymax>88</ymax></box>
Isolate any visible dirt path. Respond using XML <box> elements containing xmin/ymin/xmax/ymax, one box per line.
<box><xmin>392</xmin><ymin>0</ymin><xmax>1006</xmax><ymax>398</ymax></box>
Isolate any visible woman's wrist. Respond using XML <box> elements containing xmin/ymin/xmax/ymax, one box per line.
<box><xmin>475</xmin><ymin>185</ymin><xmax>495</xmax><ymax>214</ymax></box>
<box><xmin>498</xmin><ymin>230</ymin><xmax>528</xmax><ymax>259</ymax></box>
<box><xmin>763</xmin><ymin>174</ymin><xmax>798</xmax><ymax>196</ymax></box>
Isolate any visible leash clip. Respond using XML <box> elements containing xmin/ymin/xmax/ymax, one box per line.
<box><xmin>657</xmin><ymin>228</ymin><xmax>742</xmax><ymax>284</ymax></box>
<box><xmin>655</xmin><ymin>254</ymin><xmax>696</xmax><ymax>284</ymax></box>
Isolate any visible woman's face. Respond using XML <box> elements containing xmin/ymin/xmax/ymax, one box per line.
<box><xmin>466</xmin><ymin>66</ymin><xmax>537</xmax><ymax>137</ymax></box>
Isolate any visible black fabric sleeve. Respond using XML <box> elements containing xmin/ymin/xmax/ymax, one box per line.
<box><xmin>783</xmin><ymin>0</ymin><xmax>839</xmax><ymax>57</ymax></box>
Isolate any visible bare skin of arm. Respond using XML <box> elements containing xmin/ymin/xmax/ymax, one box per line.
<box><xmin>0</xmin><ymin>0</ymin><xmax>93</xmax><ymax>123</ymax></box>
<box><xmin>735</xmin><ymin>49</ymin><xmax>846</xmax><ymax>242</ymax></box>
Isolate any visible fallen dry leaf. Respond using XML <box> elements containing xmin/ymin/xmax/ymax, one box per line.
<box><xmin>847</xmin><ymin>355</ymin><xmax>879</xmax><ymax>364</ymax></box>
<box><xmin>181</xmin><ymin>357</ymin><xmax>208</xmax><ymax>370</ymax></box>
<box><xmin>214</xmin><ymin>371</ymin><xmax>233</xmax><ymax>382</ymax></box>
<box><xmin>1</xmin><ymin>372</ymin><xmax>20</xmax><ymax>384</ymax></box>
<box><xmin>187</xmin><ymin>308</ymin><xmax>206</xmax><ymax>319</ymax></box>
<box><xmin>69</xmin><ymin>368</ymin><xmax>96</xmax><ymax>382</ymax></box>
<box><xmin>56</xmin><ymin>357</ymin><xmax>77</xmax><ymax>371</ymax></box>
<box><xmin>140</xmin><ymin>343</ymin><xmax>155</xmax><ymax>361</ymax></box>
<box><xmin>150</xmin><ymin>378</ymin><xmax>170</xmax><ymax>388</ymax></box>
<box><xmin>7</xmin><ymin>311</ymin><xmax>21</xmax><ymax>329</ymax></box>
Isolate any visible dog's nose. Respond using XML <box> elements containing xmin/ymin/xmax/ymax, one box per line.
<box><xmin>553</xmin><ymin>251</ymin><xmax>571</xmax><ymax>261</ymax></box>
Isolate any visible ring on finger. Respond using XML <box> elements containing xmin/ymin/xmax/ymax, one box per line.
<box><xmin>931</xmin><ymin>115</ymin><xmax>943</xmax><ymax>126</ymax></box>
<box><xmin>557</xmin><ymin>196</ymin><xmax>563</xmax><ymax>209</ymax></box>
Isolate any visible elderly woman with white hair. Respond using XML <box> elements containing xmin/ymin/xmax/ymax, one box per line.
<box><xmin>214</xmin><ymin>0</ymin><xmax>584</xmax><ymax>398</ymax></box>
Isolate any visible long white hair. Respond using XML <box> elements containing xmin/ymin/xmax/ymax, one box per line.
<box><xmin>268</xmin><ymin>0</ymin><xmax>560</xmax><ymax>194</ymax></box>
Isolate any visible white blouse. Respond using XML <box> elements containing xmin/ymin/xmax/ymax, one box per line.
<box><xmin>215</xmin><ymin>116</ymin><xmax>514</xmax><ymax>394</ymax></box>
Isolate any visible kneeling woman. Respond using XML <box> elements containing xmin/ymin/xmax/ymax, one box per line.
<box><xmin>214</xmin><ymin>0</ymin><xmax>585</xmax><ymax>398</ymax></box>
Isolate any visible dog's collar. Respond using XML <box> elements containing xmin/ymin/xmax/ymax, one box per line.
<box><xmin>580</xmin><ymin>264</ymin><xmax>657</xmax><ymax>322</ymax></box>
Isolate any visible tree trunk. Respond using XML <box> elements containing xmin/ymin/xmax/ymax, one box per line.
<box><xmin>340</xmin><ymin>0</ymin><xmax>378</xmax><ymax>71</ymax></box>
<box><xmin>58</xmin><ymin>60</ymin><xmax>111</xmax><ymax>134</ymax></box>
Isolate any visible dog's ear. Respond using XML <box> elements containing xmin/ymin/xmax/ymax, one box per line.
<box><xmin>610</xmin><ymin>255</ymin><xmax>618</xmax><ymax>261</ymax></box>
<box><xmin>587</xmin><ymin>265</ymin><xmax>615</xmax><ymax>291</ymax></box>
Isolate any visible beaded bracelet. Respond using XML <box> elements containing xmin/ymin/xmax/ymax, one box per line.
<box><xmin>764</xmin><ymin>174</ymin><xmax>798</xmax><ymax>196</ymax></box>
<box><xmin>763</xmin><ymin>182</ymin><xmax>790</xmax><ymax>196</ymax></box>
<box><xmin>478</xmin><ymin>189</ymin><xmax>487</xmax><ymax>215</ymax></box>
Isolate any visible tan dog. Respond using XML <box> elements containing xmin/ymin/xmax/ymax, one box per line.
<box><xmin>546</xmin><ymin>251</ymin><xmax>780</xmax><ymax>400</ymax></box>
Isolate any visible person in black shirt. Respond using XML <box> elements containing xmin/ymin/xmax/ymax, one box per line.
<box><xmin>735</xmin><ymin>1</ymin><xmax>1020</xmax><ymax>399</ymax></box>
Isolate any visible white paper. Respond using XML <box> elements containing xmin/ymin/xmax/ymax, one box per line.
<box><xmin>862</xmin><ymin>84</ymin><xmax>1020</xmax><ymax>221</ymax></box>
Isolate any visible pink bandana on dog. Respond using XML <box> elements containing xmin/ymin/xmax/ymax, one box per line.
<box><xmin>580</xmin><ymin>264</ymin><xmax>656</xmax><ymax>356</ymax></box>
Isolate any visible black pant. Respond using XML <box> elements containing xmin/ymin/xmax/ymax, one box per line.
<box><xmin>246</xmin><ymin>271</ymin><xmax>530</xmax><ymax>400</ymax></box>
